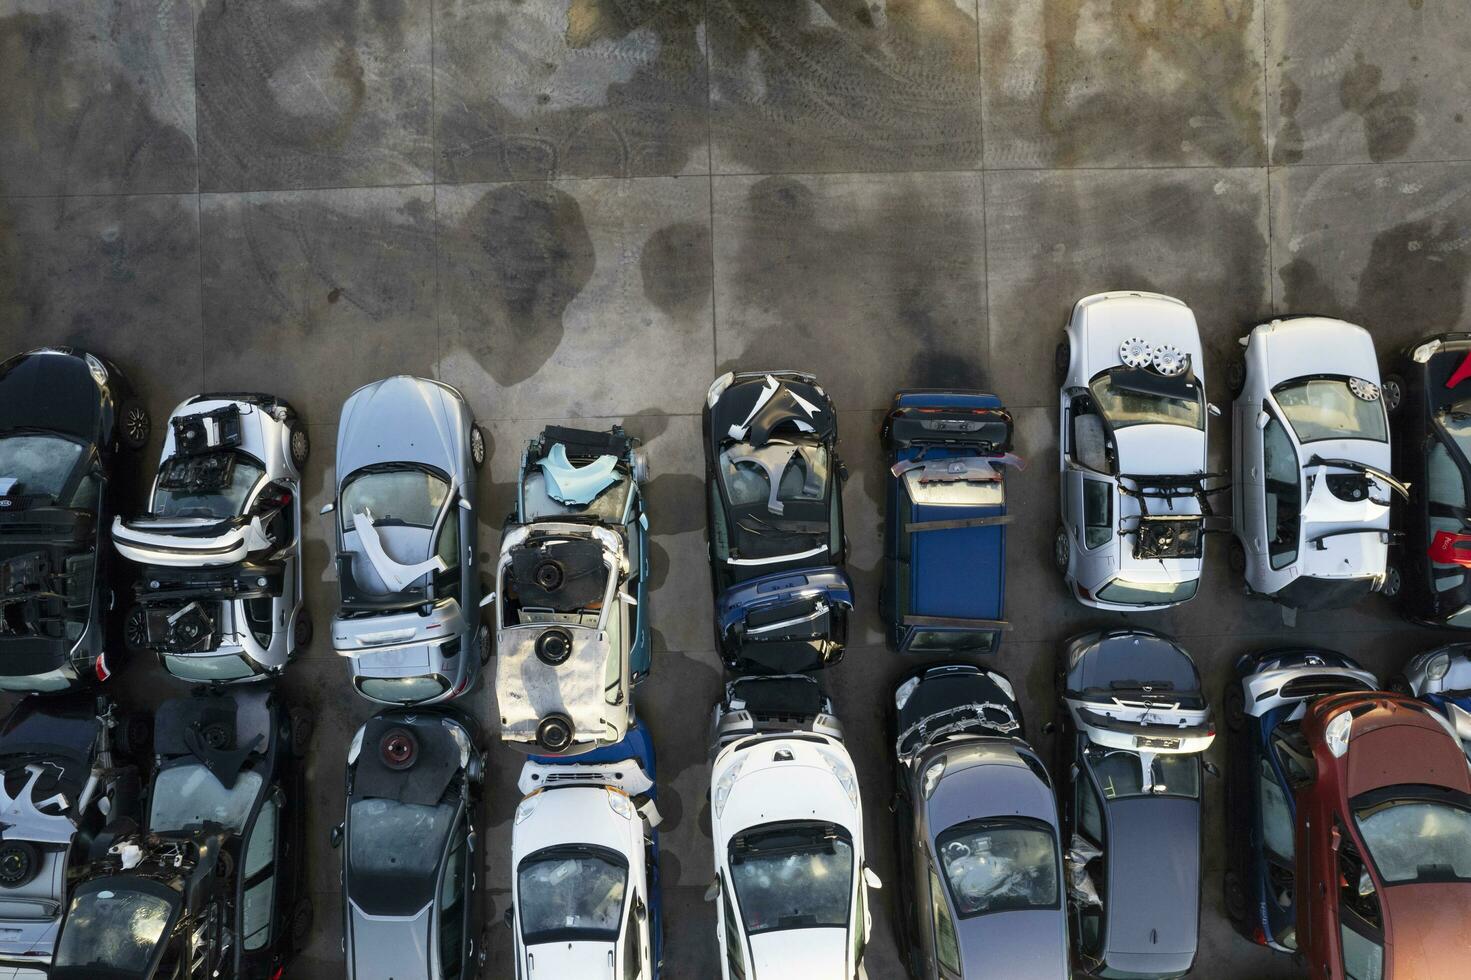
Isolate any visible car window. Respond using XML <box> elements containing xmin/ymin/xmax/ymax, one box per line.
<box><xmin>603</xmin><ymin>600</ymin><xmax>627</xmax><ymax>705</ymax></box>
<box><xmin>150</xmin><ymin>766</ymin><xmax>263</xmax><ymax>835</ymax></box>
<box><xmin>906</xmin><ymin>630</ymin><xmax>998</xmax><ymax>654</ymax></box>
<box><xmin>1336</xmin><ymin>827</ymin><xmax>1381</xmax><ymax>930</ymax></box>
<box><xmin>1083</xmin><ymin>478</ymin><xmax>1111</xmax><ymax>549</ymax></box>
<box><xmin>0</xmin><ymin>434</ymin><xmax>85</xmax><ymax>500</ymax></box>
<box><xmin>1089</xmin><ymin>373</ymin><xmax>1204</xmax><ymax>430</ymax></box>
<box><xmin>53</xmin><ymin>884</ymin><xmax>175</xmax><ymax>973</ymax></box>
<box><xmin>1354</xmin><ymin>799</ymin><xmax>1471</xmax><ymax>884</ymax></box>
<box><xmin>341</xmin><ymin>466</ymin><xmax>448</xmax><ymax>530</ymax></box>
<box><xmin>936</xmin><ymin>821</ymin><xmax>1059</xmax><ymax>917</ymax></box>
<box><xmin>517</xmin><ymin>848</ymin><xmax>627</xmax><ymax>944</ymax></box>
<box><xmin>929</xmin><ymin>867</ymin><xmax>961</xmax><ymax>975</ymax></box>
<box><xmin>1078</xmin><ymin>773</ymin><xmax>1104</xmax><ymax>843</ymax></box>
<box><xmin>439</xmin><ymin>827</ymin><xmax>467</xmax><ymax>980</ymax></box>
<box><xmin>1340</xmin><ymin>922</ymin><xmax>1384</xmax><ymax>980</ymax></box>
<box><xmin>622</xmin><ymin>903</ymin><xmax>641</xmax><ymax>980</ymax></box>
<box><xmin>1259</xmin><ymin>757</ymin><xmax>1294</xmax><ymax>862</ymax></box>
<box><xmin>152</xmin><ymin>452</ymin><xmax>265</xmax><ymax>520</ymax></box>
<box><xmin>721</xmin><ymin>879</ymin><xmax>747</xmax><ymax>979</ymax></box>
<box><xmin>1263</xmin><ymin>417</ymin><xmax>1300</xmax><ymax>570</ymax></box>
<box><xmin>1428</xmin><ymin>441</ymin><xmax>1466</xmax><ymax>509</ymax></box>
<box><xmin>1089</xmin><ymin>749</ymin><xmax>1200</xmax><ymax>800</ymax></box>
<box><xmin>436</xmin><ymin>510</ymin><xmax>460</xmax><ymax>568</ymax></box>
<box><xmin>1095</xmin><ymin>577</ymin><xmax>1200</xmax><ymax>605</ymax></box>
<box><xmin>728</xmin><ymin>825</ymin><xmax>852</xmax><ymax>934</ymax></box>
<box><xmin>1273</xmin><ymin>378</ymin><xmax>1387</xmax><ymax>444</ymax></box>
<box><xmin>241</xmin><ymin>794</ymin><xmax>278</xmax><ymax>952</ymax></box>
<box><xmin>243</xmin><ymin>794</ymin><xmax>277</xmax><ymax>878</ymax></box>
<box><xmin>68</xmin><ymin>470</ymin><xmax>101</xmax><ymax>512</ymax></box>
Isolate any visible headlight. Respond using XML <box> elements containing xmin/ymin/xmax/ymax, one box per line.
<box><xmin>817</xmin><ymin>747</ymin><xmax>859</xmax><ymax>808</ymax></box>
<box><xmin>1427</xmin><ymin>651</ymin><xmax>1453</xmax><ymax>684</ymax></box>
<box><xmin>83</xmin><ymin>353</ymin><xmax>108</xmax><ymax>386</ymax></box>
<box><xmin>988</xmin><ymin>671</ymin><xmax>1015</xmax><ymax>700</ymax></box>
<box><xmin>922</xmin><ymin>757</ymin><xmax>946</xmax><ymax>799</ymax></box>
<box><xmin>442</xmin><ymin>718</ymin><xmax>472</xmax><ymax>767</ymax></box>
<box><xmin>1412</xmin><ymin>339</ymin><xmax>1443</xmax><ymax>364</ymax></box>
<box><xmin>894</xmin><ymin>677</ymin><xmax>919</xmax><ymax>711</ymax></box>
<box><xmin>515</xmin><ymin>792</ymin><xmax>542</xmax><ymax>825</ymax></box>
<box><xmin>1067</xmin><ymin>641</ymin><xmax>1089</xmax><ymax>671</ymax></box>
<box><xmin>712</xmin><ymin>754</ymin><xmax>746</xmax><ymax>819</ymax></box>
<box><xmin>607</xmin><ymin>788</ymin><xmax>634</xmax><ymax>820</ymax></box>
<box><xmin>706</xmin><ymin>372</ymin><xmax>735</xmax><ymax>408</ymax></box>
<box><xmin>1325</xmin><ymin>712</ymin><xmax>1353</xmax><ymax>758</ymax></box>
<box><xmin>347</xmin><ymin>726</ymin><xmax>365</xmax><ymax>765</ymax></box>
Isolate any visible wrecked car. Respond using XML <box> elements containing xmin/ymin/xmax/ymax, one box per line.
<box><xmin>114</xmin><ymin>394</ymin><xmax>310</xmax><ymax>683</ymax></box>
<box><xmin>890</xmin><ymin>663</ymin><xmax>1067</xmax><ymax>979</ymax></box>
<box><xmin>1056</xmin><ymin>628</ymin><xmax>1215</xmax><ymax>979</ymax></box>
<box><xmin>510</xmin><ymin>720</ymin><xmax>663</xmax><ymax>978</ymax></box>
<box><xmin>0</xmin><ymin>347</ymin><xmax>150</xmax><ymax>693</ymax></box>
<box><xmin>881</xmin><ymin>391</ymin><xmax>1018</xmax><ymax>655</ymax></box>
<box><xmin>0</xmin><ymin>695</ymin><xmax>146</xmax><ymax>975</ymax></box>
<box><xmin>337</xmin><ymin>707</ymin><xmax>487</xmax><ymax>980</ymax></box>
<box><xmin>708</xmin><ymin>687</ymin><xmax>880</xmax><ymax>980</ymax></box>
<box><xmin>1394</xmin><ymin>642</ymin><xmax>1471</xmax><ymax>759</ymax></box>
<box><xmin>704</xmin><ymin>371</ymin><xmax>853</xmax><ymax>672</ymax></box>
<box><xmin>1384</xmin><ymin>333</ymin><xmax>1471</xmax><ymax>626</ymax></box>
<box><xmin>494</xmin><ymin>426</ymin><xmax>650</xmax><ymax>756</ymax></box>
<box><xmin>1228</xmin><ymin>317</ymin><xmax>1403</xmax><ymax>609</ymax></box>
<box><xmin>1222</xmin><ymin>648</ymin><xmax>1376</xmax><ymax>953</ymax></box>
<box><xmin>1054</xmin><ymin>292</ymin><xmax>1224</xmax><ymax>610</ymax></box>
<box><xmin>1293</xmin><ymin>689</ymin><xmax>1471</xmax><ymax>978</ymax></box>
<box><xmin>709</xmin><ymin>672</ymin><xmax>843</xmax><ymax>756</ymax></box>
<box><xmin>326</xmin><ymin>376</ymin><xmax>487</xmax><ymax>707</ymax></box>
<box><xmin>51</xmin><ymin>687</ymin><xmax>309</xmax><ymax>979</ymax></box>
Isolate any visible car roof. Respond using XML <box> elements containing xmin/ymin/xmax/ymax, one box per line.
<box><xmin>908</xmin><ymin>497</ymin><xmax>1004</xmax><ymax>621</ymax></box>
<box><xmin>1381</xmin><ymin>881</ymin><xmax>1471</xmax><ymax>975</ymax></box>
<box><xmin>1103</xmin><ymin>796</ymin><xmax>1200</xmax><ymax>960</ymax></box>
<box><xmin>956</xmin><ymin>908</ymin><xmax>1069</xmax><ymax>980</ymax></box>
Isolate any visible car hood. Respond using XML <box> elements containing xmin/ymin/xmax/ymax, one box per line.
<box><xmin>1346</xmin><ymin>724</ymin><xmax>1471</xmax><ymax>797</ymax></box>
<box><xmin>1260</xmin><ymin>317</ymin><xmax>1378</xmax><ymax>386</ymax></box>
<box><xmin>748</xmin><ymin>927</ymin><xmax>847</xmax><ymax>980</ymax></box>
<box><xmin>338</xmin><ymin>376</ymin><xmax>463</xmax><ymax>478</ymax></box>
<box><xmin>1105</xmin><ymin>796</ymin><xmax>1200</xmax><ymax>959</ymax></box>
<box><xmin>957</xmin><ymin>908</ymin><xmax>1069</xmax><ymax>979</ymax></box>
<box><xmin>1383</xmin><ymin>882</ymin><xmax>1471</xmax><ymax>977</ymax></box>
<box><xmin>0</xmin><ymin>350</ymin><xmax>101</xmax><ymax>442</ymax></box>
<box><xmin>523</xmin><ymin>939</ymin><xmax>617</xmax><ymax>978</ymax></box>
<box><xmin>348</xmin><ymin>903</ymin><xmax>431</xmax><ymax>980</ymax></box>
<box><xmin>1111</xmin><ymin>423</ymin><xmax>1206</xmax><ymax>475</ymax></box>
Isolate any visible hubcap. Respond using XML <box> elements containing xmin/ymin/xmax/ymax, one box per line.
<box><xmin>1054</xmin><ymin>530</ymin><xmax>1068</xmax><ymax>568</ymax></box>
<box><xmin>471</xmin><ymin>427</ymin><xmax>485</xmax><ymax>463</ymax></box>
<box><xmin>291</xmin><ymin>429</ymin><xmax>308</xmax><ymax>459</ymax></box>
<box><xmin>126</xmin><ymin>408</ymin><xmax>147</xmax><ymax>441</ymax></box>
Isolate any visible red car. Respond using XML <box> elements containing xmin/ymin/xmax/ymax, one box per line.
<box><xmin>1295</xmin><ymin>691</ymin><xmax>1471</xmax><ymax>979</ymax></box>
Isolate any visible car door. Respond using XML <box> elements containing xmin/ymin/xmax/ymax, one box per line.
<box><xmin>1261</xmin><ymin>411</ymin><xmax>1302</xmax><ymax>588</ymax></box>
<box><xmin>717</xmin><ymin>876</ymin><xmax>748</xmax><ymax>980</ymax></box>
<box><xmin>1294</xmin><ymin>785</ymin><xmax>1337</xmax><ymax>979</ymax></box>
<box><xmin>438</xmin><ymin>818</ymin><xmax>470</xmax><ymax>979</ymax></box>
<box><xmin>1238</xmin><ymin>398</ymin><xmax>1267</xmax><ymax>558</ymax></box>
<box><xmin>1071</xmin><ymin>757</ymin><xmax>1109</xmax><ymax>970</ymax></box>
<box><xmin>239</xmin><ymin>787</ymin><xmax>282</xmax><ymax>963</ymax></box>
<box><xmin>926</xmin><ymin>862</ymin><xmax>962</xmax><ymax>979</ymax></box>
<box><xmin>1332</xmin><ymin>822</ymin><xmax>1385</xmax><ymax>980</ymax></box>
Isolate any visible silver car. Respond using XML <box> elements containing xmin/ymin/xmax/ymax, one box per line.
<box><xmin>113</xmin><ymin>393</ymin><xmax>309</xmax><ymax>683</ymax></box>
<box><xmin>325</xmin><ymin>376</ymin><xmax>487</xmax><ymax>706</ymax></box>
<box><xmin>1397</xmin><ymin>643</ymin><xmax>1471</xmax><ymax>757</ymax></box>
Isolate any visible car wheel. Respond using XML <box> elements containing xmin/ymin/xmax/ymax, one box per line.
<box><xmin>1388</xmin><ymin>675</ymin><xmax>1413</xmax><ymax>696</ymax></box>
<box><xmin>470</xmin><ymin>423</ymin><xmax>487</xmax><ymax>468</ymax></box>
<box><xmin>1054</xmin><ymin>337</ymin><xmax>1071</xmax><ymax>385</ymax></box>
<box><xmin>290</xmin><ymin>897</ymin><xmax>314</xmax><ymax>953</ymax></box>
<box><xmin>1229</xmin><ymin>538</ymin><xmax>1247</xmax><ymax>576</ymax></box>
<box><xmin>290</xmin><ymin>709</ymin><xmax>314</xmax><ymax>759</ymax></box>
<box><xmin>293</xmin><ymin>606</ymin><xmax>313</xmax><ymax>650</ymax></box>
<box><xmin>287</xmin><ymin>421</ymin><xmax>310</xmax><ymax>470</ymax></box>
<box><xmin>1052</xmin><ymin>526</ymin><xmax>1070</xmax><ymax>573</ymax></box>
<box><xmin>119</xmin><ymin>398</ymin><xmax>150</xmax><ymax>451</ymax></box>
<box><xmin>1382</xmin><ymin>374</ymin><xmax>1405</xmax><ymax>415</ymax></box>
<box><xmin>1226</xmin><ymin>357</ymin><xmax>1246</xmax><ymax>398</ymax></box>
<box><xmin>1224</xmin><ymin>683</ymin><xmax>1247</xmax><ymax>732</ymax></box>
<box><xmin>1381</xmin><ymin>562</ymin><xmax>1402</xmax><ymax>599</ymax></box>
<box><xmin>0</xmin><ymin>841</ymin><xmax>40</xmax><ymax>888</ymax></box>
<box><xmin>123</xmin><ymin>605</ymin><xmax>149</xmax><ymax>655</ymax></box>
<box><xmin>1223</xmin><ymin>869</ymin><xmax>1248</xmax><ymax>925</ymax></box>
<box><xmin>478</xmin><ymin>626</ymin><xmax>491</xmax><ymax>666</ymax></box>
<box><xmin>115</xmin><ymin>712</ymin><xmax>153</xmax><ymax>759</ymax></box>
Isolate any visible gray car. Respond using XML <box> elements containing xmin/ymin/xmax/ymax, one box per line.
<box><xmin>891</xmin><ymin>663</ymin><xmax>1069</xmax><ymax>980</ymax></box>
<box><xmin>325</xmin><ymin>376</ymin><xmax>487</xmax><ymax>706</ymax></box>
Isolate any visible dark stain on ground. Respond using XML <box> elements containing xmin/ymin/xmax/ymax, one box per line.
<box><xmin>437</xmin><ymin>0</ymin><xmax>707</xmax><ymax>180</ymax></box>
<box><xmin>708</xmin><ymin>0</ymin><xmax>982</xmax><ymax>173</ymax></box>
<box><xmin>327</xmin><ymin>287</ymin><xmax>343</xmax><ymax>304</ymax></box>
<box><xmin>440</xmin><ymin>183</ymin><xmax>596</xmax><ymax>387</ymax></box>
<box><xmin>0</xmin><ymin>12</ymin><xmax>195</xmax><ymax>195</ymax></box>
<box><xmin>645</xmin><ymin>474</ymin><xmax>705</xmax><ymax>537</ymax></box>
<box><xmin>720</xmin><ymin>176</ymin><xmax>985</xmax><ymax>403</ymax></box>
<box><xmin>1339</xmin><ymin>53</ymin><xmax>1418</xmax><ymax>162</ymax></box>
<box><xmin>640</xmin><ymin>222</ymin><xmax>712</xmax><ymax>320</ymax></box>
<box><xmin>195</xmin><ymin>0</ymin><xmax>424</xmax><ymax>189</ymax></box>
<box><xmin>1275</xmin><ymin>78</ymin><xmax>1305</xmax><ymax>165</ymax></box>
<box><xmin>988</xmin><ymin>0</ymin><xmax>1265</xmax><ymax>166</ymax></box>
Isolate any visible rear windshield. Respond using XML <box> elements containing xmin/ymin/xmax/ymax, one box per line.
<box><xmin>1096</xmin><ymin>578</ymin><xmax>1198</xmax><ymax>606</ymax></box>
<box><xmin>342</xmin><ymin>466</ymin><xmax>448</xmax><ymax>531</ymax></box>
<box><xmin>1273</xmin><ymin>378</ymin><xmax>1387</xmax><ymax>444</ymax></box>
<box><xmin>1355</xmin><ymin>799</ymin><xmax>1471</xmax><ymax>885</ymax></box>
<box><xmin>1089</xmin><ymin>749</ymin><xmax>1200</xmax><ymax>800</ymax></box>
<box><xmin>729</xmin><ymin>822</ymin><xmax>852</xmax><ymax>935</ymax></box>
<box><xmin>151</xmin><ymin>453</ymin><xmax>264</xmax><ymax>519</ymax></box>
<box><xmin>350</xmin><ymin>799</ymin><xmax>455</xmax><ymax>913</ymax></box>
<box><xmin>0</xmin><ymin>434</ymin><xmax>84</xmax><ymax>500</ymax></box>
<box><xmin>53</xmin><ymin>883</ymin><xmax>175</xmax><ymax>976</ymax></box>
<box><xmin>149</xmin><ymin>765</ymin><xmax>262</xmax><ymax>835</ymax></box>
<box><xmin>517</xmin><ymin>847</ymin><xmax>628</xmax><ymax>944</ymax></box>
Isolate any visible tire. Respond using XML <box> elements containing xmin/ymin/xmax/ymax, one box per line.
<box><xmin>287</xmin><ymin>421</ymin><xmax>310</xmax><ymax>470</ymax></box>
<box><xmin>1381</xmin><ymin>562</ymin><xmax>1402</xmax><ymax>599</ymax></box>
<box><xmin>116</xmin><ymin>712</ymin><xmax>153</xmax><ymax>759</ymax></box>
<box><xmin>470</xmin><ymin>423</ymin><xmax>486</xmax><ymax>468</ymax></box>
<box><xmin>123</xmin><ymin>605</ymin><xmax>149</xmax><ymax>655</ymax></box>
<box><xmin>1226</xmin><ymin>357</ymin><xmax>1247</xmax><ymax>399</ymax></box>
<box><xmin>1223</xmin><ymin>869</ymin><xmax>1248</xmax><ymax>925</ymax></box>
<box><xmin>292</xmin><ymin>606</ymin><xmax>313</xmax><ymax>650</ymax></box>
<box><xmin>1054</xmin><ymin>337</ymin><xmax>1071</xmax><ymax>385</ymax></box>
<box><xmin>1229</xmin><ymin>538</ymin><xmax>1247</xmax><ymax>576</ymax></box>
<box><xmin>1224</xmin><ymin>682</ymin><xmax>1247</xmax><ymax>733</ymax></box>
<box><xmin>290</xmin><ymin>897</ymin><xmax>314</xmax><ymax>953</ymax></box>
<box><xmin>1053</xmin><ymin>526</ymin><xmax>1070</xmax><ymax>573</ymax></box>
<box><xmin>119</xmin><ymin>398</ymin><xmax>150</xmax><ymax>451</ymax></box>
<box><xmin>1382</xmin><ymin>374</ymin><xmax>1405</xmax><ymax>415</ymax></box>
<box><xmin>478</xmin><ymin>626</ymin><xmax>491</xmax><ymax>666</ymax></box>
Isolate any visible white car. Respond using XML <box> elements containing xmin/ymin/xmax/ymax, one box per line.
<box><xmin>113</xmin><ymin>394</ymin><xmax>309</xmax><ymax>682</ymax></box>
<box><xmin>708</xmin><ymin>725</ymin><xmax>880</xmax><ymax>980</ymax></box>
<box><xmin>1054</xmin><ymin>292</ymin><xmax>1221</xmax><ymax>610</ymax></box>
<box><xmin>1228</xmin><ymin>317</ymin><xmax>1405</xmax><ymax>608</ymax></box>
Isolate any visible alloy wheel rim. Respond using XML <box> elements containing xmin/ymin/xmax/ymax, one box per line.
<box><xmin>126</xmin><ymin>407</ymin><xmax>148</xmax><ymax>443</ymax></box>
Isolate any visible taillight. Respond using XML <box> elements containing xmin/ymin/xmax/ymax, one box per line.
<box><xmin>1429</xmin><ymin>530</ymin><xmax>1471</xmax><ymax>567</ymax></box>
<box><xmin>95</xmin><ymin>652</ymin><xmax>110</xmax><ymax>682</ymax></box>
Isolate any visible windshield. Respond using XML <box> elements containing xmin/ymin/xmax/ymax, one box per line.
<box><xmin>163</xmin><ymin>653</ymin><xmax>257</xmax><ymax>682</ymax></box>
<box><xmin>1096</xmin><ymin>578</ymin><xmax>1199</xmax><ymax>605</ymax></box>
<box><xmin>357</xmin><ymin>675</ymin><xmax>450</xmax><ymax>704</ymax></box>
<box><xmin>151</xmin><ymin>453</ymin><xmax>264</xmax><ymax>520</ymax></box>
<box><xmin>1273</xmin><ymin>378</ymin><xmax>1387</xmax><ymax>443</ymax></box>
<box><xmin>350</xmin><ymin>798</ymin><xmax>455</xmax><ymax>905</ymax></box>
<box><xmin>149</xmin><ymin>765</ymin><xmax>263</xmax><ymax>835</ymax></box>
<box><xmin>54</xmin><ymin>882</ymin><xmax>175</xmax><ymax>975</ymax></box>
<box><xmin>1089</xmin><ymin>373</ymin><xmax>1203</xmax><ymax>430</ymax></box>
<box><xmin>517</xmin><ymin>847</ymin><xmax>628</xmax><ymax>944</ymax></box>
<box><xmin>1355</xmin><ymin>798</ymin><xmax>1471</xmax><ymax>884</ymax></box>
<box><xmin>936</xmin><ymin>820</ymin><xmax>1059</xmax><ymax>917</ymax></box>
<box><xmin>342</xmin><ymin>466</ymin><xmax>448</xmax><ymax>530</ymax></box>
<box><xmin>0</xmin><ymin>434</ymin><xmax>84</xmax><ymax>500</ymax></box>
<box><xmin>720</xmin><ymin>441</ymin><xmax>830</xmax><ymax>511</ymax></box>
<box><xmin>729</xmin><ymin>822</ymin><xmax>853</xmax><ymax>935</ymax></box>
<box><xmin>1089</xmin><ymin>749</ymin><xmax>1200</xmax><ymax>799</ymax></box>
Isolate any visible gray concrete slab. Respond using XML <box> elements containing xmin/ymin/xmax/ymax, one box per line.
<box><xmin>434</xmin><ymin>0</ymin><xmax>710</xmax><ymax>181</ymax></box>
<box><xmin>1267</xmin><ymin>0</ymin><xmax>1471</xmax><ymax>166</ymax></box>
<box><xmin>707</xmin><ymin>0</ymin><xmax>984</xmax><ymax>175</ymax></box>
<box><xmin>438</xmin><ymin>176</ymin><xmax>715</xmax><ymax>419</ymax></box>
<box><xmin>199</xmin><ymin>185</ymin><xmax>438</xmax><ymax>424</ymax></box>
<box><xmin>195</xmin><ymin>0</ymin><xmax>434</xmax><ymax>191</ymax></box>
<box><xmin>1271</xmin><ymin>161</ymin><xmax>1471</xmax><ymax>349</ymax></box>
<box><xmin>980</xmin><ymin>0</ymin><xmax>1267</xmax><ymax>169</ymax></box>
<box><xmin>0</xmin><ymin>0</ymin><xmax>197</xmax><ymax>196</ymax></box>
<box><xmin>984</xmin><ymin>167</ymin><xmax>1272</xmax><ymax>408</ymax></box>
<box><xmin>712</xmin><ymin>171</ymin><xmax>988</xmax><ymax>413</ymax></box>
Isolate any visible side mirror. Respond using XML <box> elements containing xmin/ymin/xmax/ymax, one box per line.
<box><xmin>502</xmin><ymin>907</ymin><xmax>514</xmax><ymax>928</ymax></box>
<box><xmin>863</xmin><ymin>866</ymin><xmax>883</xmax><ymax>890</ymax></box>
<box><xmin>1203</xmin><ymin>760</ymin><xmax>1221</xmax><ymax>778</ymax></box>
<box><xmin>1330</xmin><ymin>823</ymin><xmax>1342</xmax><ymax>852</ymax></box>
<box><xmin>330</xmin><ymin>823</ymin><xmax>343</xmax><ymax>849</ymax></box>
<box><xmin>703</xmin><ymin>878</ymin><xmax>720</xmax><ymax>903</ymax></box>
<box><xmin>1041</xmin><ymin>721</ymin><xmax>1058</xmax><ymax>736</ymax></box>
<box><xmin>619</xmin><ymin>590</ymin><xmax>638</xmax><ymax>606</ymax></box>
<box><xmin>634</xmin><ymin>897</ymin><xmax>648</xmax><ymax>922</ymax></box>
<box><xmin>459</xmin><ymin>496</ymin><xmax>473</xmax><ymax>511</ymax></box>
<box><xmin>320</xmin><ymin>502</ymin><xmax>336</xmax><ymax>516</ymax></box>
<box><xmin>479</xmin><ymin>591</ymin><xmax>496</xmax><ymax>609</ymax></box>
<box><xmin>1207</xmin><ymin>403</ymin><xmax>1222</xmax><ymax>418</ymax></box>
<box><xmin>1256</xmin><ymin>409</ymin><xmax>1270</xmax><ymax>430</ymax></box>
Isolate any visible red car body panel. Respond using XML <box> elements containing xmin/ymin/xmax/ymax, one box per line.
<box><xmin>1295</xmin><ymin>692</ymin><xmax>1471</xmax><ymax>979</ymax></box>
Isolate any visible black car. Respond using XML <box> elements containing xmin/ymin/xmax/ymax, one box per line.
<box><xmin>702</xmin><ymin>371</ymin><xmax>853</xmax><ymax>673</ymax></box>
<box><xmin>336</xmin><ymin>707</ymin><xmax>487</xmax><ymax>980</ymax></box>
<box><xmin>0</xmin><ymin>694</ymin><xmax>146</xmax><ymax>974</ymax></box>
<box><xmin>51</xmin><ymin>687</ymin><xmax>310</xmax><ymax>979</ymax></box>
<box><xmin>0</xmin><ymin>347</ymin><xmax>150</xmax><ymax>693</ymax></box>
<box><xmin>1385</xmin><ymin>334</ymin><xmax>1471</xmax><ymax>627</ymax></box>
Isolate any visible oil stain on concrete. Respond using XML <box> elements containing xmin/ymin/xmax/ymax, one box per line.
<box><xmin>982</xmin><ymin>0</ymin><xmax>1266</xmax><ymax>168</ymax></box>
<box><xmin>195</xmin><ymin>0</ymin><xmax>433</xmax><ymax>190</ymax></box>
<box><xmin>707</xmin><ymin>0</ymin><xmax>983</xmax><ymax>174</ymax></box>
<box><xmin>713</xmin><ymin>171</ymin><xmax>987</xmax><ymax>413</ymax></box>
<box><xmin>0</xmin><ymin>3</ymin><xmax>196</xmax><ymax>195</ymax></box>
<box><xmin>434</xmin><ymin>0</ymin><xmax>708</xmax><ymax>181</ymax></box>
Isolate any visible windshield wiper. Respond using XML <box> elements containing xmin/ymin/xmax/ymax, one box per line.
<box><xmin>1306</xmin><ymin>455</ymin><xmax>1410</xmax><ymax>500</ymax></box>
